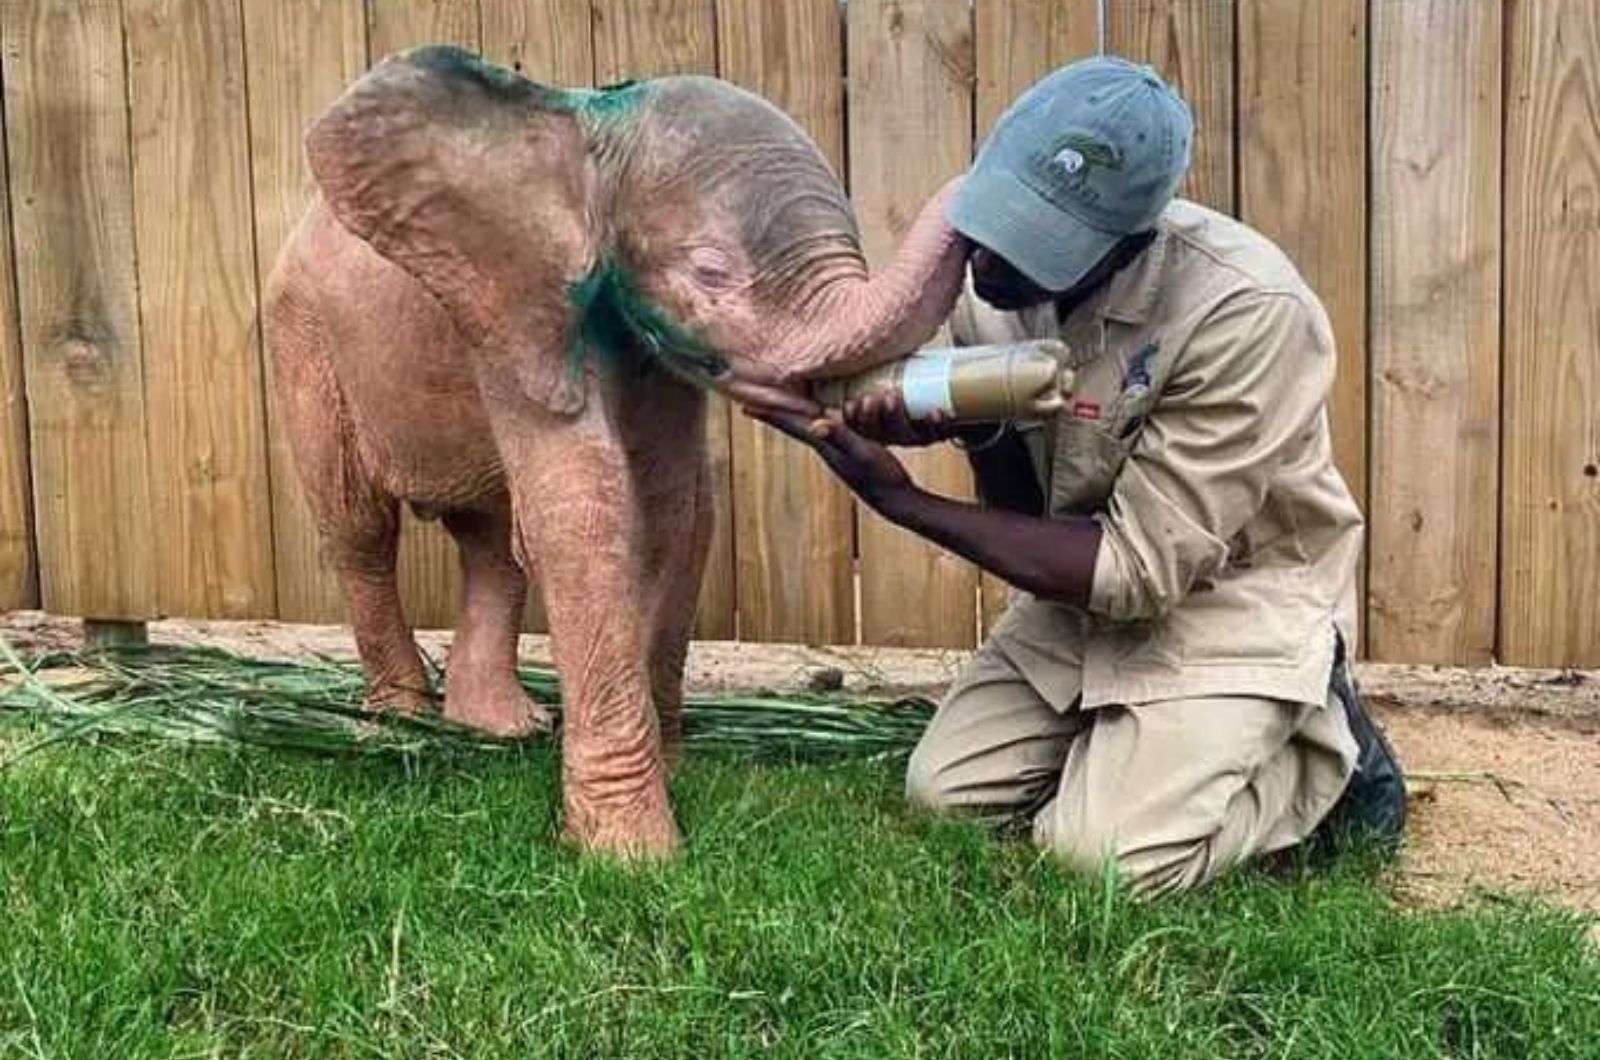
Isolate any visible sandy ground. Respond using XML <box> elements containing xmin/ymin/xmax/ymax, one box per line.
<box><xmin>3</xmin><ymin>611</ymin><xmax>1597</xmax><ymax>923</ymax></box>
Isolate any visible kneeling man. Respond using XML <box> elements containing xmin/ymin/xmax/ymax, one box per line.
<box><xmin>751</xmin><ymin>57</ymin><xmax>1405</xmax><ymax>896</ymax></box>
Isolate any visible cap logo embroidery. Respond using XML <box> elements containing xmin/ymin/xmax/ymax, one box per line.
<box><xmin>1053</xmin><ymin>147</ymin><xmax>1086</xmax><ymax>175</ymax></box>
<box><xmin>1047</xmin><ymin>132</ymin><xmax>1124</xmax><ymax>178</ymax></box>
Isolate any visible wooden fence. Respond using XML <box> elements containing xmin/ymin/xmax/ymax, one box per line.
<box><xmin>0</xmin><ymin>0</ymin><xmax>1595</xmax><ymax>667</ymax></box>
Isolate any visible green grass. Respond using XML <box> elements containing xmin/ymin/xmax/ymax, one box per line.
<box><xmin>0</xmin><ymin>648</ymin><xmax>1596</xmax><ymax>1058</ymax></box>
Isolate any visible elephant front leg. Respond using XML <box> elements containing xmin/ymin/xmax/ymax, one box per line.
<box><xmin>511</xmin><ymin>417</ymin><xmax>678</xmax><ymax>859</ymax></box>
<box><xmin>637</xmin><ymin>447</ymin><xmax>715</xmax><ymax>772</ymax></box>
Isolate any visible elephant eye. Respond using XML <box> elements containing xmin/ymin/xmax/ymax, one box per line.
<box><xmin>687</xmin><ymin>246</ymin><xmax>739</xmax><ymax>290</ymax></box>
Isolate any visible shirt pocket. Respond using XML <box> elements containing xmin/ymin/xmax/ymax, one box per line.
<box><xmin>1047</xmin><ymin>415</ymin><xmax>1132</xmax><ymax>515</ymax></box>
<box><xmin>1046</xmin><ymin>382</ymin><xmax>1158</xmax><ymax>517</ymax></box>
<box><xmin>1172</xmin><ymin>566</ymin><xmax>1315</xmax><ymax>664</ymax></box>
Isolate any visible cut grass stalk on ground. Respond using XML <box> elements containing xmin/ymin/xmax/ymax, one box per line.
<box><xmin>1</xmin><ymin>644</ymin><xmax>1597</xmax><ymax>1058</ymax></box>
<box><xmin>0</xmin><ymin>642</ymin><xmax>936</xmax><ymax>767</ymax></box>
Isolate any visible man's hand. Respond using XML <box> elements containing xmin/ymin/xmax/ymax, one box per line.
<box><xmin>725</xmin><ymin>379</ymin><xmax>960</xmax><ymax>448</ymax></box>
<box><xmin>717</xmin><ymin>375</ymin><xmax>824</xmax><ymax>418</ymax></box>
<box><xmin>744</xmin><ymin>407</ymin><xmax>916</xmax><ymax>514</ymax></box>
<box><xmin>840</xmin><ymin>392</ymin><xmax>960</xmax><ymax>447</ymax></box>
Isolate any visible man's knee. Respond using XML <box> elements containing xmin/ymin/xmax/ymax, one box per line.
<box><xmin>1039</xmin><ymin>811</ymin><xmax>1225</xmax><ymax>898</ymax></box>
<box><xmin>903</xmin><ymin>662</ymin><xmax>1082</xmax><ymax>817</ymax></box>
<box><xmin>904</xmin><ymin>740</ymin><xmax>959</xmax><ymax>813</ymax></box>
<box><xmin>1119</xmin><ymin>842</ymin><xmax>1221</xmax><ymax>897</ymax></box>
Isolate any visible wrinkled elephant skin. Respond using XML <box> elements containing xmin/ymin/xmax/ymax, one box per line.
<box><xmin>262</xmin><ymin>47</ymin><xmax>967</xmax><ymax>858</ymax></box>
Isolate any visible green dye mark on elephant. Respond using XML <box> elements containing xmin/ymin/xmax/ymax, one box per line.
<box><xmin>403</xmin><ymin>44</ymin><xmax>651</xmax><ymax>120</ymax></box>
<box><xmin>405</xmin><ymin>45</ymin><xmax>529</xmax><ymax>97</ymax></box>
<box><xmin>571</xmin><ymin>80</ymin><xmax>651</xmax><ymax>120</ymax></box>
<box><xmin>565</xmin><ymin>256</ymin><xmax>729</xmax><ymax>389</ymax></box>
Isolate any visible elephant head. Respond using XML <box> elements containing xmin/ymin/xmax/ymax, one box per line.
<box><xmin>303</xmin><ymin>45</ymin><xmax>968</xmax><ymax>414</ymax></box>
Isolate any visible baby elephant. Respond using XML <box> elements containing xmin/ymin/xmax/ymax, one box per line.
<box><xmin>263</xmin><ymin>46</ymin><xmax>967</xmax><ymax>857</ymax></box>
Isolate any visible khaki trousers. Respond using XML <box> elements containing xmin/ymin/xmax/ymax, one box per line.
<box><xmin>906</xmin><ymin>641</ymin><xmax>1356</xmax><ymax>897</ymax></box>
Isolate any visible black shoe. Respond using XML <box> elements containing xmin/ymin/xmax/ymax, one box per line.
<box><xmin>1308</xmin><ymin>648</ymin><xmax>1407</xmax><ymax>858</ymax></box>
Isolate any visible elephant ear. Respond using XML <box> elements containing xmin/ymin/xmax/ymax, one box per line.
<box><xmin>305</xmin><ymin>46</ymin><xmax>595</xmax><ymax>414</ymax></box>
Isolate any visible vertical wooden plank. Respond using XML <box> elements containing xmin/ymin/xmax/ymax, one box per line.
<box><xmin>479</xmin><ymin>0</ymin><xmax>594</xmax><ymax>633</ymax></box>
<box><xmin>364</xmin><ymin>0</ymin><xmax>483</xmax><ymax>630</ymax></box>
<box><xmin>1368</xmin><ymin>0</ymin><xmax>1499</xmax><ymax>665</ymax></box>
<box><xmin>973</xmin><ymin>0</ymin><xmax>1097</xmax><ymax>634</ymax></box>
<box><xmin>244</xmin><ymin>0</ymin><xmax>369</xmax><ymax>624</ymax></box>
<box><xmin>1238</xmin><ymin>0</ymin><xmax>1368</xmax><ymax>646</ymax></box>
<box><xmin>593</xmin><ymin>0</ymin><xmax>714</xmax><ymax>82</ymax></box>
<box><xmin>849</xmin><ymin>0</ymin><xmax>978</xmax><ymax>648</ymax></box>
<box><xmin>480</xmin><ymin>0</ymin><xmax>593</xmax><ymax>85</ymax></box>
<box><xmin>1107</xmin><ymin>0</ymin><xmax>1236</xmax><ymax>214</ymax></box>
<box><xmin>368</xmin><ymin>0</ymin><xmax>480</xmax><ymax>61</ymax></box>
<box><xmin>124</xmin><ymin>0</ymin><xmax>275</xmax><ymax>619</ymax></box>
<box><xmin>592</xmin><ymin>0</ymin><xmax>736</xmax><ymax>640</ymax></box>
<box><xmin>715</xmin><ymin>0</ymin><xmax>853</xmax><ymax>645</ymax></box>
<box><xmin>0</xmin><ymin>50</ymin><xmax>35</xmax><ymax>610</ymax></box>
<box><xmin>974</xmin><ymin>0</ymin><xmax>1097</xmax><ymax>135</ymax></box>
<box><xmin>1239</xmin><ymin>0</ymin><xmax>1366</xmax><ymax>505</ymax></box>
<box><xmin>1</xmin><ymin>0</ymin><xmax>155</xmax><ymax>619</ymax></box>
<box><xmin>1502</xmin><ymin>0</ymin><xmax>1600</xmax><ymax>667</ymax></box>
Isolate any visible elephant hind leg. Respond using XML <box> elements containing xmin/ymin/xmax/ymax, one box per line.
<box><xmin>266</xmin><ymin>286</ymin><xmax>430</xmax><ymax>716</ymax></box>
<box><xmin>298</xmin><ymin>441</ymin><xmax>430</xmax><ymax>715</ymax></box>
<box><xmin>440</xmin><ymin>504</ymin><xmax>552</xmax><ymax>738</ymax></box>
<box><xmin>333</xmin><ymin>513</ymin><xmax>433</xmax><ymax>716</ymax></box>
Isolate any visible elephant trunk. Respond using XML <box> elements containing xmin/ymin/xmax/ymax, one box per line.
<box><xmin>774</xmin><ymin>179</ymin><xmax>969</xmax><ymax>381</ymax></box>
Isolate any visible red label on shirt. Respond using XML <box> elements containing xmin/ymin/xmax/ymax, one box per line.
<box><xmin>1072</xmin><ymin>399</ymin><xmax>1103</xmax><ymax>420</ymax></box>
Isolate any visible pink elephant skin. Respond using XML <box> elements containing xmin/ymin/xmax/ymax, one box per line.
<box><xmin>262</xmin><ymin>46</ymin><xmax>967</xmax><ymax>858</ymax></box>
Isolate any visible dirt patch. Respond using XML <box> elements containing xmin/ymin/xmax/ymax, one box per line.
<box><xmin>1385</xmin><ymin>709</ymin><xmax>1600</xmax><ymax>918</ymax></box>
<box><xmin>3</xmin><ymin>611</ymin><xmax>1597</xmax><ymax>924</ymax></box>
<box><xmin>1363</xmin><ymin>665</ymin><xmax>1600</xmax><ymax>731</ymax></box>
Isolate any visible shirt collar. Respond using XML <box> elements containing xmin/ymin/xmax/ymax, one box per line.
<box><xmin>1097</xmin><ymin>220</ymin><xmax>1170</xmax><ymax>327</ymax></box>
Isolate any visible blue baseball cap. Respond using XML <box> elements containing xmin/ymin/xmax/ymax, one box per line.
<box><xmin>949</xmin><ymin>56</ymin><xmax>1193</xmax><ymax>291</ymax></box>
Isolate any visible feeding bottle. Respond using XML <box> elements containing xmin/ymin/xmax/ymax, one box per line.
<box><xmin>811</xmin><ymin>339</ymin><xmax>1074</xmax><ymax>423</ymax></box>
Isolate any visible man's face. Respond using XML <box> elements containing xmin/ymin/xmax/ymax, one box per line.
<box><xmin>970</xmin><ymin>232</ymin><xmax>1157</xmax><ymax>315</ymax></box>
<box><xmin>970</xmin><ymin>245</ymin><xmax>1057</xmax><ymax>311</ymax></box>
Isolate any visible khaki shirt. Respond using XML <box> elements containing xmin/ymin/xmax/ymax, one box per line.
<box><xmin>951</xmin><ymin>199</ymin><xmax>1365</xmax><ymax>710</ymax></box>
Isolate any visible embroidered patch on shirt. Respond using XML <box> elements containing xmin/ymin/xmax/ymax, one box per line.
<box><xmin>1124</xmin><ymin>342</ymin><xmax>1159</xmax><ymax>390</ymax></box>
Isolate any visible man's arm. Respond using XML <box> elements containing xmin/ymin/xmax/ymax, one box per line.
<box><xmin>1089</xmin><ymin>292</ymin><xmax>1332</xmax><ymax>620</ymax></box>
<box><xmin>878</xmin><ymin>484</ymin><xmax>1100</xmax><ymax>605</ymax></box>
<box><xmin>747</xmin><ymin>408</ymin><xmax>1099</xmax><ymax>605</ymax></box>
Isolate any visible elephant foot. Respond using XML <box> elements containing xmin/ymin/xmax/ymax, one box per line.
<box><xmin>364</xmin><ymin>682</ymin><xmax>434</xmax><ymax>718</ymax></box>
<box><xmin>444</xmin><ymin>679</ymin><xmax>553</xmax><ymax>739</ymax></box>
<box><xmin>564</xmin><ymin>783</ymin><xmax>680</xmax><ymax>861</ymax></box>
